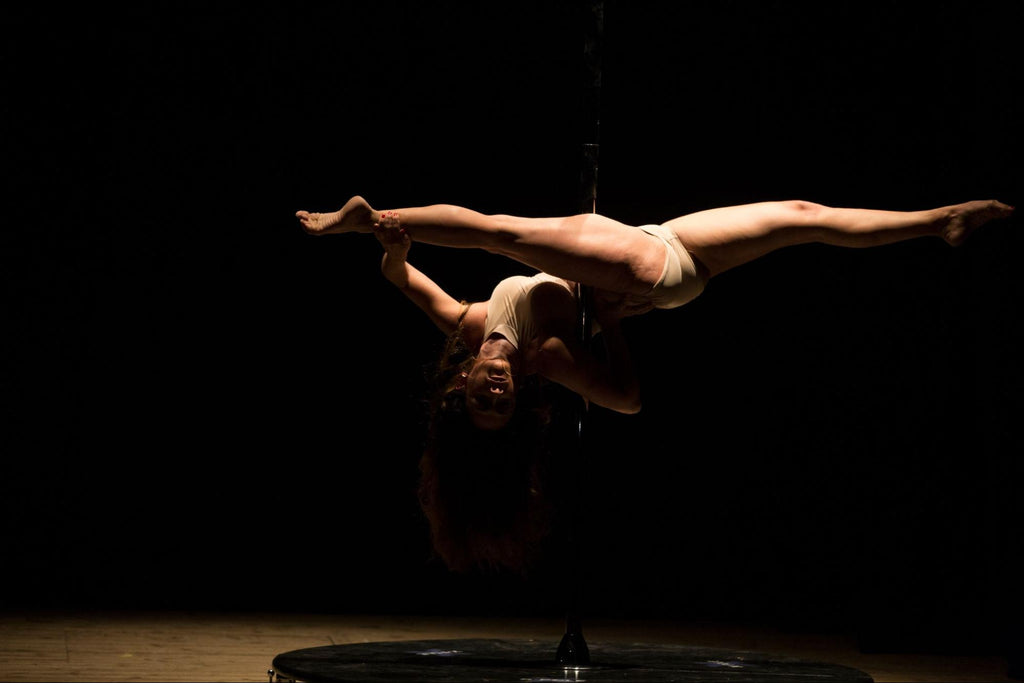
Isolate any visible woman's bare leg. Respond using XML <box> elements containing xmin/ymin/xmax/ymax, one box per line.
<box><xmin>663</xmin><ymin>199</ymin><xmax>1015</xmax><ymax>278</ymax></box>
<box><xmin>296</xmin><ymin>196</ymin><xmax>665</xmax><ymax>295</ymax></box>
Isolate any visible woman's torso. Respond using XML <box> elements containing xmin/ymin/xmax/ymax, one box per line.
<box><xmin>471</xmin><ymin>273</ymin><xmax>578</xmax><ymax>374</ymax></box>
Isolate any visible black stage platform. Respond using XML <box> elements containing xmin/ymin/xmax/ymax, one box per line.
<box><xmin>270</xmin><ymin>638</ymin><xmax>874</xmax><ymax>683</ymax></box>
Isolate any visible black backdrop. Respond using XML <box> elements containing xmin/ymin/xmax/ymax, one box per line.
<box><xmin>3</xmin><ymin>0</ymin><xmax>1022</xmax><ymax>658</ymax></box>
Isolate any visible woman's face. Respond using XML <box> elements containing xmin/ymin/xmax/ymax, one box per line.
<box><xmin>464</xmin><ymin>356</ymin><xmax>516</xmax><ymax>430</ymax></box>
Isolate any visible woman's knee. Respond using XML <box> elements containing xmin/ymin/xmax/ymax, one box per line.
<box><xmin>482</xmin><ymin>213</ymin><xmax>530</xmax><ymax>248</ymax></box>
<box><xmin>767</xmin><ymin>201</ymin><xmax>830</xmax><ymax>238</ymax></box>
<box><xmin>775</xmin><ymin>199</ymin><xmax>826</xmax><ymax>217</ymax></box>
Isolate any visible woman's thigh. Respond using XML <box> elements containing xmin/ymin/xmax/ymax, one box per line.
<box><xmin>490</xmin><ymin>213</ymin><xmax>666</xmax><ymax>295</ymax></box>
<box><xmin>663</xmin><ymin>201</ymin><xmax>825</xmax><ymax>276</ymax></box>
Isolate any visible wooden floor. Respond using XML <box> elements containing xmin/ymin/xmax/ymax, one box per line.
<box><xmin>0</xmin><ymin>611</ymin><xmax>1015</xmax><ymax>682</ymax></box>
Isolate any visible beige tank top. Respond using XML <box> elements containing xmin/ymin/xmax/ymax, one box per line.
<box><xmin>483</xmin><ymin>273</ymin><xmax>573</xmax><ymax>349</ymax></box>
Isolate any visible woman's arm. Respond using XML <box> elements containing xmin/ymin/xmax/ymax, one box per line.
<box><xmin>533</xmin><ymin>289</ymin><xmax>643</xmax><ymax>414</ymax></box>
<box><xmin>375</xmin><ymin>223</ymin><xmax>468</xmax><ymax>336</ymax></box>
<box><xmin>534</xmin><ymin>321</ymin><xmax>641</xmax><ymax>414</ymax></box>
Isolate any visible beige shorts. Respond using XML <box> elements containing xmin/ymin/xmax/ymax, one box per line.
<box><xmin>638</xmin><ymin>224</ymin><xmax>707</xmax><ymax>309</ymax></box>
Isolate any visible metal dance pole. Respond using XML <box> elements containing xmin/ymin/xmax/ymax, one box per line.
<box><xmin>556</xmin><ymin>0</ymin><xmax>602</xmax><ymax>668</ymax></box>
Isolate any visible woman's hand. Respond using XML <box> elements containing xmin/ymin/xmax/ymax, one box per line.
<box><xmin>373</xmin><ymin>218</ymin><xmax>411</xmax><ymax>263</ymax></box>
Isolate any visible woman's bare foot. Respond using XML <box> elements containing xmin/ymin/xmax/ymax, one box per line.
<box><xmin>296</xmin><ymin>195</ymin><xmax>378</xmax><ymax>235</ymax></box>
<box><xmin>941</xmin><ymin>199</ymin><xmax>1015</xmax><ymax>246</ymax></box>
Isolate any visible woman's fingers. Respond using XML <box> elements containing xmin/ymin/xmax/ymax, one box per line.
<box><xmin>373</xmin><ymin>223</ymin><xmax>411</xmax><ymax>256</ymax></box>
<box><xmin>373</xmin><ymin>223</ymin><xmax>404</xmax><ymax>243</ymax></box>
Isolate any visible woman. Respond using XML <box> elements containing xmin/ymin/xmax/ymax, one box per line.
<box><xmin>295</xmin><ymin>195</ymin><xmax>1013</xmax><ymax>572</ymax></box>
<box><xmin>297</xmin><ymin>195</ymin><xmax>1013</xmax><ymax>419</ymax></box>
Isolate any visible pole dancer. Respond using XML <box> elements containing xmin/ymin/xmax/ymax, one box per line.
<box><xmin>295</xmin><ymin>193</ymin><xmax>1013</xmax><ymax>574</ymax></box>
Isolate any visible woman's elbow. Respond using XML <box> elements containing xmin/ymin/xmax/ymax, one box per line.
<box><xmin>615</xmin><ymin>393</ymin><xmax>642</xmax><ymax>415</ymax></box>
<box><xmin>586</xmin><ymin>390</ymin><xmax>641</xmax><ymax>415</ymax></box>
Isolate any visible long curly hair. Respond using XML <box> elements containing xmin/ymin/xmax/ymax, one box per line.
<box><xmin>417</xmin><ymin>305</ymin><xmax>557</xmax><ymax>575</ymax></box>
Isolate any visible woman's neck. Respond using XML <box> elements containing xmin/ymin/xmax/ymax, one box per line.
<box><xmin>479</xmin><ymin>334</ymin><xmax>519</xmax><ymax>374</ymax></box>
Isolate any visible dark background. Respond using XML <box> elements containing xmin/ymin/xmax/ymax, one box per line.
<box><xmin>3</xmin><ymin>0</ymin><xmax>1022</xmax><ymax>659</ymax></box>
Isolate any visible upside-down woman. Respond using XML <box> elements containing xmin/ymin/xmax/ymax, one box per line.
<box><xmin>296</xmin><ymin>195</ymin><xmax>1013</xmax><ymax>572</ymax></box>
